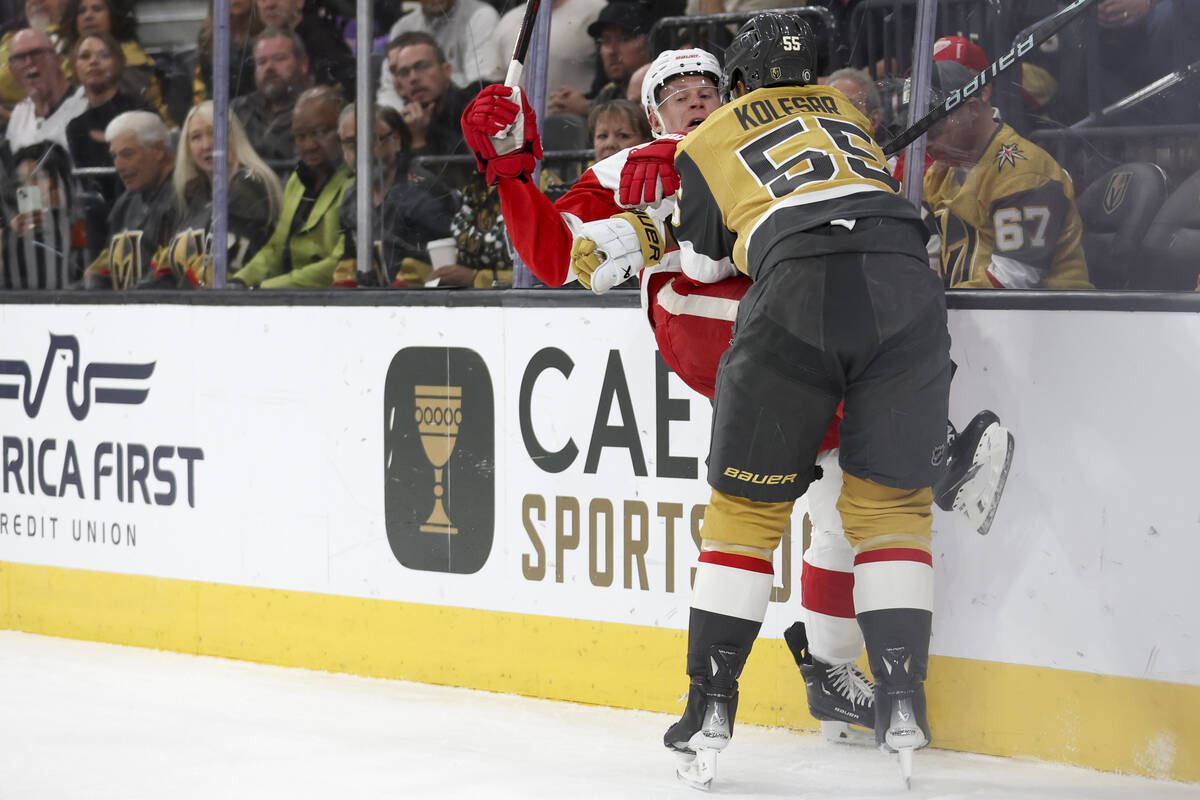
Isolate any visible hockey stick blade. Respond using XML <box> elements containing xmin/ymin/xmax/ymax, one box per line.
<box><xmin>883</xmin><ymin>0</ymin><xmax>1099</xmax><ymax>157</ymax></box>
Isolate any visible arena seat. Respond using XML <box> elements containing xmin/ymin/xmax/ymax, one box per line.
<box><xmin>1075</xmin><ymin>162</ymin><xmax>1167</xmax><ymax>289</ymax></box>
<box><xmin>1140</xmin><ymin>167</ymin><xmax>1200</xmax><ymax>290</ymax></box>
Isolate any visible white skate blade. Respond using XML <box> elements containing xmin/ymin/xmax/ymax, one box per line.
<box><xmin>676</xmin><ymin>747</ymin><xmax>718</xmax><ymax>791</ymax></box>
<box><xmin>820</xmin><ymin>720</ymin><xmax>876</xmax><ymax>747</ymax></box>
<box><xmin>897</xmin><ymin>746</ymin><xmax>914</xmax><ymax>790</ymax></box>
<box><xmin>953</xmin><ymin>424</ymin><xmax>1015</xmax><ymax>536</ymax></box>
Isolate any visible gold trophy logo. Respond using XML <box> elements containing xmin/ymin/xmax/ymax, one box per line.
<box><xmin>414</xmin><ymin>385</ymin><xmax>462</xmax><ymax>534</ymax></box>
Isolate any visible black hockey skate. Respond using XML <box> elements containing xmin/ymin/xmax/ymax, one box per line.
<box><xmin>784</xmin><ymin>622</ymin><xmax>875</xmax><ymax>746</ymax></box>
<box><xmin>664</xmin><ymin>645</ymin><xmax>744</xmax><ymax>791</ymax></box>
<box><xmin>934</xmin><ymin>410</ymin><xmax>1015</xmax><ymax>536</ymax></box>
<box><xmin>874</xmin><ymin>646</ymin><xmax>930</xmax><ymax>790</ymax></box>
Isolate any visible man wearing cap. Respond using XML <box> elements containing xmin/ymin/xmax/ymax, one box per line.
<box><xmin>923</xmin><ymin>58</ymin><xmax>1091</xmax><ymax>289</ymax></box>
<box><xmin>547</xmin><ymin>1</ymin><xmax>653</xmax><ymax>117</ymax></box>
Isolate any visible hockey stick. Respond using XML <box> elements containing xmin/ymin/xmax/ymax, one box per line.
<box><xmin>504</xmin><ymin>0</ymin><xmax>543</xmax><ymax>88</ymax></box>
<box><xmin>492</xmin><ymin>0</ymin><xmax>543</xmax><ymax>155</ymax></box>
<box><xmin>883</xmin><ymin>0</ymin><xmax>1099</xmax><ymax>157</ymax></box>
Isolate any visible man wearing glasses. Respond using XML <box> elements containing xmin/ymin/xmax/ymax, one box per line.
<box><xmin>385</xmin><ymin>31</ymin><xmax>480</xmax><ymax>185</ymax></box>
<box><xmin>5</xmin><ymin>27</ymin><xmax>86</xmax><ymax>154</ymax></box>
<box><xmin>375</xmin><ymin>0</ymin><xmax>498</xmax><ymax>114</ymax></box>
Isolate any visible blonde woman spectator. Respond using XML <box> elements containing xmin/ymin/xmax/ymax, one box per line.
<box><xmin>587</xmin><ymin>98</ymin><xmax>650</xmax><ymax>162</ymax></box>
<box><xmin>154</xmin><ymin>100</ymin><xmax>283</xmax><ymax>288</ymax></box>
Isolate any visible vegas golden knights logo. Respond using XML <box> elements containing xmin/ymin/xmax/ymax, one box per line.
<box><xmin>109</xmin><ymin>230</ymin><xmax>144</xmax><ymax>288</ymax></box>
<box><xmin>384</xmin><ymin>348</ymin><xmax>494</xmax><ymax>574</ymax></box>
<box><xmin>1103</xmin><ymin>171</ymin><xmax>1132</xmax><ymax>215</ymax></box>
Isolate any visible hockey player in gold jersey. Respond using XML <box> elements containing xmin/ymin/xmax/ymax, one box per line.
<box><xmin>584</xmin><ymin>13</ymin><xmax>952</xmax><ymax>789</ymax></box>
<box><xmin>923</xmin><ymin>60</ymin><xmax>1092</xmax><ymax>289</ymax></box>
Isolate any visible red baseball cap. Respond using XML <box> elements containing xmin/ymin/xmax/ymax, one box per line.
<box><xmin>932</xmin><ymin>35</ymin><xmax>988</xmax><ymax>72</ymax></box>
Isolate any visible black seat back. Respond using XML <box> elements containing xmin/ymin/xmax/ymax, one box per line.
<box><xmin>1076</xmin><ymin>162</ymin><xmax>1167</xmax><ymax>289</ymax></box>
<box><xmin>1141</xmin><ymin>167</ymin><xmax>1200</xmax><ymax>290</ymax></box>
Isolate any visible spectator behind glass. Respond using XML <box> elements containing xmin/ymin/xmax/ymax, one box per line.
<box><xmin>255</xmin><ymin>0</ymin><xmax>353</xmax><ymax>96</ymax></box>
<box><xmin>81</xmin><ymin>109</ymin><xmax>180</xmax><ymax>289</ymax></box>
<box><xmin>377</xmin><ymin>0</ymin><xmax>498</xmax><ymax>113</ymax></box>
<box><xmin>193</xmin><ymin>0</ymin><xmax>263</xmax><ymax>104</ymax></box>
<box><xmin>491</xmin><ymin>0</ymin><xmax>605</xmax><ymax>102</ymax></box>
<box><xmin>231</xmin><ymin>86</ymin><xmax>352</xmax><ymax>288</ymax></box>
<box><xmin>923</xmin><ymin>60</ymin><xmax>1092</xmax><ymax>290</ymax></box>
<box><xmin>0</xmin><ymin>0</ymin><xmax>65</xmax><ymax>122</ymax></box>
<box><xmin>424</xmin><ymin>174</ymin><xmax>512</xmax><ymax>288</ymax></box>
<box><xmin>386</xmin><ymin>31</ymin><xmax>481</xmax><ymax>186</ymax></box>
<box><xmin>824</xmin><ymin>67</ymin><xmax>883</xmax><ymax>138</ymax></box>
<box><xmin>5</xmin><ymin>27</ymin><xmax>87</xmax><ymax>154</ymax></box>
<box><xmin>588</xmin><ymin>98</ymin><xmax>650</xmax><ymax>162</ymax></box>
<box><xmin>330</xmin><ymin>103</ymin><xmax>457</xmax><ymax>287</ymax></box>
<box><xmin>152</xmin><ymin>101</ymin><xmax>283</xmax><ymax>288</ymax></box>
<box><xmin>2</xmin><ymin>141</ymin><xmax>86</xmax><ymax>289</ymax></box>
<box><xmin>65</xmin><ymin>32</ymin><xmax>151</xmax><ymax>204</ymax></box>
<box><xmin>230</xmin><ymin>27</ymin><xmax>312</xmax><ymax>167</ymax></box>
<box><xmin>59</xmin><ymin>0</ymin><xmax>171</xmax><ymax>125</ymax></box>
<box><xmin>548</xmin><ymin>1</ymin><xmax>652</xmax><ymax>117</ymax></box>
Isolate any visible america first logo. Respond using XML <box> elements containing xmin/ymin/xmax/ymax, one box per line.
<box><xmin>383</xmin><ymin>347</ymin><xmax>494</xmax><ymax>574</ymax></box>
<box><xmin>0</xmin><ymin>334</ymin><xmax>154</xmax><ymax>419</ymax></box>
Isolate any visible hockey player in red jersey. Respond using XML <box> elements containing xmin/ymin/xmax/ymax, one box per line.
<box><xmin>462</xmin><ymin>46</ymin><xmax>1013</xmax><ymax>783</ymax></box>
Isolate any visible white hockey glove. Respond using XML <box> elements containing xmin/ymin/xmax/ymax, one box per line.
<box><xmin>570</xmin><ymin>211</ymin><xmax>664</xmax><ymax>294</ymax></box>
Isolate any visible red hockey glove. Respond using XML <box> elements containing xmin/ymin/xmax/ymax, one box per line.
<box><xmin>617</xmin><ymin>134</ymin><xmax>684</xmax><ymax>207</ymax></box>
<box><xmin>461</xmin><ymin>84</ymin><xmax>544</xmax><ymax>185</ymax></box>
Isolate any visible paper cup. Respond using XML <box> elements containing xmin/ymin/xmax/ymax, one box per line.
<box><xmin>427</xmin><ymin>237</ymin><xmax>458</xmax><ymax>269</ymax></box>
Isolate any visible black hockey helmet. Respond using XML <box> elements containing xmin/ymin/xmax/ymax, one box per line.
<box><xmin>719</xmin><ymin>12</ymin><xmax>817</xmax><ymax>103</ymax></box>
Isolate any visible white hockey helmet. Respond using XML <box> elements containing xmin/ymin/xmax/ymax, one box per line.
<box><xmin>640</xmin><ymin>48</ymin><xmax>721</xmax><ymax>137</ymax></box>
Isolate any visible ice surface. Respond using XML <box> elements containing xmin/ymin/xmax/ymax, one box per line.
<box><xmin>1</xmin><ymin>631</ymin><xmax>1196</xmax><ymax>800</ymax></box>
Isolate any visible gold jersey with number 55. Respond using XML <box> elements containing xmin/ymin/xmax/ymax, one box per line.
<box><xmin>672</xmin><ymin>84</ymin><xmax>920</xmax><ymax>279</ymax></box>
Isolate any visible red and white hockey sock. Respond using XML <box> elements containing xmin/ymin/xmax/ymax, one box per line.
<box><xmin>801</xmin><ymin>551</ymin><xmax>862</xmax><ymax>664</ymax></box>
<box><xmin>851</xmin><ymin>548</ymin><xmax>934</xmax><ymax>616</ymax></box>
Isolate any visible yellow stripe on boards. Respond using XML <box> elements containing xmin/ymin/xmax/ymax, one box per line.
<box><xmin>2</xmin><ymin>561</ymin><xmax>1197</xmax><ymax>783</ymax></box>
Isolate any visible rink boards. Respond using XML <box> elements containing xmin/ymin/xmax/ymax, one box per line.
<box><xmin>0</xmin><ymin>294</ymin><xmax>1197</xmax><ymax>783</ymax></box>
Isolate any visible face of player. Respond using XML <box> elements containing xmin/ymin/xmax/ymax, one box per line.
<box><xmin>109</xmin><ymin>131</ymin><xmax>168</xmax><ymax>193</ymax></box>
<box><xmin>651</xmin><ymin>74</ymin><xmax>720</xmax><ymax>135</ymax></box>
<box><xmin>187</xmin><ymin>114</ymin><xmax>215</xmax><ymax>178</ymax></box>
<box><xmin>229</xmin><ymin>0</ymin><xmax>251</xmax><ymax>16</ymax></box>
<box><xmin>254</xmin><ymin>34</ymin><xmax>306</xmax><ymax>105</ymax></box>
<box><xmin>74</xmin><ymin>35</ymin><xmax>118</xmax><ymax>94</ymax></box>
<box><xmin>596</xmin><ymin>26</ymin><xmax>648</xmax><ymax>83</ymax></box>
<box><xmin>255</xmin><ymin>0</ymin><xmax>301</xmax><ymax>28</ymax></box>
<box><xmin>75</xmin><ymin>0</ymin><xmax>111</xmax><ymax>37</ymax></box>
<box><xmin>292</xmin><ymin>97</ymin><xmax>341</xmax><ymax>173</ymax></box>
<box><xmin>389</xmin><ymin>43</ymin><xmax>451</xmax><ymax>107</ymax></box>
<box><xmin>592</xmin><ymin>112</ymin><xmax>643</xmax><ymax>161</ymax></box>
